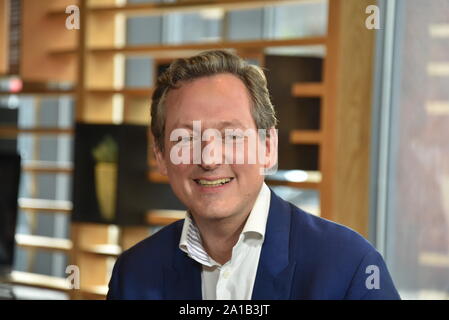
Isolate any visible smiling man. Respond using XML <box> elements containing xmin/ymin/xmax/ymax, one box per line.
<box><xmin>107</xmin><ymin>50</ymin><xmax>400</xmax><ymax>300</ymax></box>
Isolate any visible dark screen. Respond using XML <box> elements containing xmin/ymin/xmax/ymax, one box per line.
<box><xmin>0</xmin><ymin>153</ymin><xmax>20</xmax><ymax>275</ymax></box>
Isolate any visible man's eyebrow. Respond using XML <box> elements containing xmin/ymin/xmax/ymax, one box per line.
<box><xmin>216</xmin><ymin>120</ymin><xmax>247</xmax><ymax>129</ymax></box>
<box><xmin>172</xmin><ymin>122</ymin><xmax>194</xmax><ymax>129</ymax></box>
<box><xmin>172</xmin><ymin>120</ymin><xmax>248</xmax><ymax>129</ymax></box>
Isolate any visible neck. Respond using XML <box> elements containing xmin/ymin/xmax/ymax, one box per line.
<box><xmin>192</xmin><ymin>206</ymin><xmax>252</xmax><ymax>265</ymax></box>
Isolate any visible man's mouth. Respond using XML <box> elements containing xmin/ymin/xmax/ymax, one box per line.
<box><xmin>193</xmin><ymin>177</ymin><xmax>234</xmax><ymax>187</ymax></box>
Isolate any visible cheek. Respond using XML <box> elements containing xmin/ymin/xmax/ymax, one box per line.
<box><xmin>231</xmin><ymin>163</ymin><xmax>263</xmax><ymax>181</ymax></box>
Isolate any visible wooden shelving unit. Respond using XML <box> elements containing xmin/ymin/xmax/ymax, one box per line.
<box><xmin>6</xmin><ymin>0</ymin><xmax>376</xmax><ymax>299</ymax></box>
<box><xmin>0</xmin><ymin>0</ymin><xmax>9</xmax><ymax>75</ymax></box>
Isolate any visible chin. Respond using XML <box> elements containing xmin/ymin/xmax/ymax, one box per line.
<box><xmin>191</xmin><ymin>204</ymin><xmax>235</xmax><ymax>220</ymax></box>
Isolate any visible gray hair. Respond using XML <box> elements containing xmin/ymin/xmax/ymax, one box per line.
<box><xmin>150</xmin><ymin>50</ymin><xmax>277</xmax><ymax>151</ymax></box>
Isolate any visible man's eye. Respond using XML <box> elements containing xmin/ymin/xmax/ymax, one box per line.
<box><xmin>226</xmin><ymin>134</ymin><xmax>244</xmax><ymax>142</ymax></box>
<box><xmin>177</xmin><ymin>136</ymin><xmax>193</xmax><ymax>143</ymax></box>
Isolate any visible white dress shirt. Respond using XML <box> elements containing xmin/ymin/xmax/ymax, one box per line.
<box><xmin>179</xmin><ymin>182</ymin><xmax>271</xmax><ymax>300</ymax></box>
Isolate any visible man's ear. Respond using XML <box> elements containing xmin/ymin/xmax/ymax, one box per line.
<box><xmin>261</xmin><ymin>127</ymin><xmax>278</xmax><ymax>175</ymax></box>
<box><xmin>153</xmin><ymin>139</ymin><xmax>168</xmax><ymax>176</ymax></box>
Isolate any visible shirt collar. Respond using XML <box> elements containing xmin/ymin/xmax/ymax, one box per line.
<box><xmin>179</xmin><ymin>182</ymin><xmax>271</xmax><ymax>264</ymax></box>
<box><xmin>241</xmin><ymin>182</ymin><xmax>271</xmax><ymax>239</ymax></box>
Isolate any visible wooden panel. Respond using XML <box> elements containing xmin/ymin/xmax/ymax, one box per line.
<box><xmin>123</xmin><ymin>96</ymin><xmax>151</xmax><ymax>124</ymax></box>
<box><xmin>0</xmin><ymin>0</ymin><xmax>9</xmax><ymax>74</ymax></box>
<box><xmin>291</xmin><ymin>82</ymin><xmax>324</xmax><ymax>97</ymax></box>
<box><xmin>69</xmin><ymin>222</ymin><xmax>118</xmax><ymax>298</ymax></box>
<box><xmin>86</xmin><ymin>53</ymin><xmax>116</xmax><ymax>89</ymax></box>
<box><xmin>21</xmin><ymin>0</ymin><xmax>78</xmax><ymax>81</ymax></box>
<box><xmin>83</xmin><ymin>93</ymin><xmax>114</xmax><ymax>122</ymax></box>
<box><xmin>321</xmin><ymin>0</ymin><xmax>377</xmax><ymax>236</ymax></box>
<box><xmin>86</xmin><ymin>11</ymin><xmax>116</xmax><ymax>48</ymax></box>
<box><xmin>70</xmin><ymin>223</ymin><xmax>114</xmax><ymax>248</ymax></box>
<box><xmin>120</xmin><ymin>226</ymin><xmax>149</xmax><ymax>251</ymax></box>
<box><xmin>77</xmin><ymin>253</ymin><xmax>111</xmax><ymax>288</ymax></box>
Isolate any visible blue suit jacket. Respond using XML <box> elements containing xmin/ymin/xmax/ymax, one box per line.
<box><xmin>107</xmin><ymin>190</ymin><xmax>400</xmax><ymax>300</ymax></box>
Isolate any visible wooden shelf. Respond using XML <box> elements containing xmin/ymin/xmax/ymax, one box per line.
<box><xmin>0</xmin><ymin>127</ymin><xmax>73</xmax><ymax>137</ymax></box>
<box><xmin>18</xmin><ymin>198</ymin><xmax>73</xmax><ymax>213</ymax></box>
<box><xmin>291</xmin><ymin>82</ymin><xmax>324</xmax><ymax>97</ymax></box>
<box><xmin>46</xmin><ymin>0</ymin><xmax>312</xmax><ymax>17</ymax></box>
<box><xmin>15</xmin><ymin>234</ymin><xmax>73</xmax><ymax>253</ymax></box>
<box><xmin>146</xmin><ymin>210</ymin><xmax>185</xmax><ymax>226</ymax></box>
<box><xmin>148</xmin><ymin>170</ymin><xmax>170</xmax><ymax>183</ymax></box>
<box><xmin>0</xmin><ymin>89</ymin><xmax>75</xmax><ymax>96</ymax></box>
<box><xmin>23</xmin><ymin>161</ymin><xmax>73</xmax><ymax>174</ymax></box>
<box><xmin>266</xmin><ymin>170</ymin><xmax>321</xmax><ymax>190</ymax></box>
<box><xmin>50</xmin><ymin>37</ymin><xmax>326</xmax><ymax>57</ymax></box>
<box><xmin>80</xmin><ymin>244</ymin><xmax>122</xmax><ymax>257</ymax></box>
<box><xmin>7</xmin><ymin>271</ymin><xmax>71</xmax><ymax>292</ymax></box>
<box><xmin>88</xmin><ymin>88</ymin><xmax>154</xmax><ymax>97</ymax></box>
<box><xmin>81</xmin><ymin>285</ymin><xmax>108</xmax><ymax>298</ymax></box>
<box><xmin>289</xmin><ymin>130</ymin><xmax>323</xmax><ymax>145</ymax></box>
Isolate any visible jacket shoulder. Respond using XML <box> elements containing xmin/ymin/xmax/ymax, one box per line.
<box><xmin>107</xmin><ymin>220</ymin><xmax>184</xmax><ymax>299</ymax></box>
<box><xmin>284</xmin><ymin>201</ymin><xmax>399</xmax><ymax>299</ymax></box>
<box><xmin>288</xmin><ymin>203</ymin><xmax>374</xmax><ymax>256</ymax></box>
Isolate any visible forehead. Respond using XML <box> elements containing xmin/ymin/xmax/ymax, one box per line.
<box><xmin>163</xmin><ymin>73</ymin><xmax>255</xmax><ymax>129</ymax></box>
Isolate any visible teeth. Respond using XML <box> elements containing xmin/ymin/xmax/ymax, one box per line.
<box><xmin>196</xmin><ymin>178</ymin><xmax>231</xmax><ymax>186</ymax></box>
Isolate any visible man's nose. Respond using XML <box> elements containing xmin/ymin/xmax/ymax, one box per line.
<box><xmin>199</xmin><ymin>139</ymin><xmax>222</xmax><ymax>171</ymax></box>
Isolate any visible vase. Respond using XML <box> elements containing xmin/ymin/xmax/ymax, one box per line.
<box><xmin>94</xmin><ymin>162</ymin><xmax>117</xmax><ymax>221</ymax></box>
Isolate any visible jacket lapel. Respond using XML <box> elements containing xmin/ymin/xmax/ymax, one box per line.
<box><xmin>252</xmin><ymin>190</ymin><xmax>296</xmax><ymax>300</ymax></box>
<box><xmin>163</xmin><ymin>224</ymin><xmax>202</xmax><ymax>300</ymax></box>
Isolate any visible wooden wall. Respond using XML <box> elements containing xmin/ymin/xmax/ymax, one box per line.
<box><xmin>326</xmin><ymin>0</ymin><xmax>377</xmax><ymax>237</ymax></box>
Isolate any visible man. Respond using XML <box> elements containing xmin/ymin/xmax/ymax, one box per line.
<box><xmin>107</xmin><ymin>50</ymin><xmax>400</xmax><ymax>300</ymax></box>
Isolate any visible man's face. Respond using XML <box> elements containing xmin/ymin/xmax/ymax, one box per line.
<box><xmin>154</xmin><ymin>73</ymin><xmax>273</xmax><ymax>221</ymax></box>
